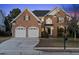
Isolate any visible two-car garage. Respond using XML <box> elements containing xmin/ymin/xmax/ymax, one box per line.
<box><xmin>15</xmin><ymin>26</ymin><xmax>39</xmax><ymax>38</ymax></box>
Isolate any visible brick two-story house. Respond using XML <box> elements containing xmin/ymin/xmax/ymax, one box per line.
<box><xmin>41</xmin><ymin>8</ymin><xmax>72</xmax><ymax>37</ymax></box>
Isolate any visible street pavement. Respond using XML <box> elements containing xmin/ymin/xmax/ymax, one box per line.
<box><xmin>0</xmin><ymin>38</ymin><xmax>79</xmax><ymax>55</ymax></box>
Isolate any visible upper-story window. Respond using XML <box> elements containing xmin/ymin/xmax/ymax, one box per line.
<box><xmin>66</xmin><ymin>16</ymin><xmax>72</xmax><ymax>21</ymax></box>
<box><xmin>58</xmin><ymin>25</ymin><xmax>65</xmax><ymax>29</ymax></box>
<box><xmin>58</xmin><ymin>17</ymin><xmax>64</xmax><ymax>23</ymax></box>
<box><xmin>46</xmin><ymin>18</ymin><xmax>52</xmax><ymax>24</ymax></box>
<box><xmin>41</xmin><ymin>17</ymin><xmax>44</xmax><ymax>22</ymax></box>
<box><xmin>24</xmin><ymin>15</ymin><xmax>30</xmax><ymax>21</ymax></box>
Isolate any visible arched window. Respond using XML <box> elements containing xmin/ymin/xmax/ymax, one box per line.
<box><xmin>59</xmin><ymin>25</ymin><xmax>65</xmax><ymax>29</ymax></box>
<box><xmin>58</xmin><ymin>17</ymin><xmax>64</xmax><ymax>23</ymax></box>
<box><xmin>46</xmin><ymin>18</ymin><xmax>52</xmax><ymax>24</ymax></box>
<box><xmin>66</xmin><ymin>16</ymin><xmax>72</xmax><ymax>21</ymax></box>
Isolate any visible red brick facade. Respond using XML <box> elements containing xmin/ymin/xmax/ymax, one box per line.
<box><xmin>11</xmin><ymin>9</ymin><xmax>41</xmax><ymax>37</ymax></box>
<box><xmin>43</xmin><ymin>9</ymin><xmax>71</xmax><ymax>37</ymax></box>
<box><xmin>11</xmin><ymin>8</ymin><xmax>71</xmax><ymax>38</ymax></box>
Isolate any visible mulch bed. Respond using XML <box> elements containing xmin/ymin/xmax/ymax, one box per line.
<box><xmin>35</xmin><ymin>38</ymin><xmax>79</xmax><ymax>48</ymax></box>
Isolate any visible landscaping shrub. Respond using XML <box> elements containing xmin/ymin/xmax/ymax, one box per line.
<box><xmin>0</xmin><ymin>31</ymin><xmax>12</xmax><ymax>36</ymax></box>
<box><xmin>41</xmin><ymin>31</ymin><xmax>49</xmax><ymax>38</ymax></box>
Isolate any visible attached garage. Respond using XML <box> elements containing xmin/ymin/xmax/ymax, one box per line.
<box><xmin>15</xmin><ymin>26</ymin><xmax>39</xmax><ymax>38</ymax></box>
<box><xmin>11</xmin><ymin>9</ymin><xmax>41</xmax><ymax>38</ymax></box>
<box><xmin>15</xmin><ymin>26</ymin><xmax>26</xmax><ymax>37</ymax></box>
<box><xmin>28</xmin><ymin>27</ymin><xmax>39</xmax><ymax>37</ymax></box>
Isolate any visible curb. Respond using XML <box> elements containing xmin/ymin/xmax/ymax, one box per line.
<box><xmin>34</xmin><ymin>47</ymin><xmax>79</xmax><ymax>50</ymax></box>
<box><xmin>34</xmin><ymin>47</ymin><xmax>64</xmax><ymax>49</ymax></box>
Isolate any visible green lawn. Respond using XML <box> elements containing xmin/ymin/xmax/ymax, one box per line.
<box><xmin>36</xmin><ymin>38</ymin><xmax>79</xmax><ymax>48</ymax></box>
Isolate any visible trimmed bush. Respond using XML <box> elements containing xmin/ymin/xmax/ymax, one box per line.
<box><xmin>41</xmin><ymin>31</ymin><xmax>49</xmax><ymax>38</ymax></box>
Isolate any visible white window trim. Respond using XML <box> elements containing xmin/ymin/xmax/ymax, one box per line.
<box><xmin>59</xmin><ymin>25</ymin><xmax>65</xmax><ymax>29</ymax></box>
<box><xmin>25</xmin><ymin>16</ymin><xmax>29</xmax><ymax>21</ymax></box>
<box><xmin>46</xmin><ymin>18</ymin><xmax>52</xmax><ymax>24</ymax></box>
<box><xmin>58</xmin><ymin>17</ymin><xmax>64</xmax><ymax>23</ymax></box>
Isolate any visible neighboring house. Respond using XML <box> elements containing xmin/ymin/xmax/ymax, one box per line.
<box><xmin>0</xmin><ymin>10</ymin><xmax>6</xmax><ymax>32</ymax></box>
<box><xmin>11</xmin><ymin>9</ymin><xmax>41</xmax><ymax>37</ymax></box>
<box><xmin>42</xmin><ymin>8</ymin><xmax>72</xmax><ymax>37</ymax></box>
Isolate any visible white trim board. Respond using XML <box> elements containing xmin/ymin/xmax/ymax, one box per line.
<box><xmin>45</xmin><ymin>7</ymin><xmax>71</xmax><ymax>17</ymax></box>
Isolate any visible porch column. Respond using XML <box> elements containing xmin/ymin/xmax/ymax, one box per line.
<box><xmin>51</xmin><ymin>27</ymin><xmax>54</xmax><ymax>35</ymax></box>
<box><xmin>12</xmin><ymin>23</ymin><xmax>15</xmax><ymax>37</ymax></box>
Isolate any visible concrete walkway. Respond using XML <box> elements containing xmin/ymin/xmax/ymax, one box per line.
<box><xmin>0</xmin><ymin>38</ymin><xmax>79</xmax><ymax>55</ymax></box>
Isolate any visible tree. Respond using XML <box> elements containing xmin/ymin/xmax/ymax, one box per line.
<box><xmin>63</xmin><ymin>4</ymin><xmax>79</xmax><ymax>38</ymax></box>
<box><xmin>5</xmin><ymin>8</ymin><xmax>21</xmax><ymax>34</ymax></box>
<box><xmin>6</xmin><ymin>8</ymin><xmax>21</xmax><ymax>22</ymax></box>
<box><xmin>72</xmin><ymin>4</ymin><xmax>79</xmax><ymax>39</ymax></box>
<box><xmin>4</xmin><ymin>17</ymin><xmax>11</xmax><ymax>32</ymax></box>
<box><xmin>67</xmin><ymin>17</ymin><xmax>78</xmax><ymax>38</ymax></box>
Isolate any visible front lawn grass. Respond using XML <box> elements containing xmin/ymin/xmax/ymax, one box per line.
<box><xmin>0</xmin><ymin>36</ymin><xmax>11</xmax><ymax>43</ymax></box>
<box><xmin>36</xmin><ymin>38</ymin><xmax>79</xmax><ymax>48</ymax></box>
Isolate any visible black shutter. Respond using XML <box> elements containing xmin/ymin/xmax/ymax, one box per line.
<box><xmin>24</xmin><ymin>16</ymin><xmax>25</xmax><ymax>20</ymax></box>
<box><xmin>57</xmin><ymin>17</ymin><xmax>59</xmax><ymax>23</ymax></box>
<box><xmin>29</xmin><ymin>16</ymin><xmax>30</xmax><ymax>20</ymax></box>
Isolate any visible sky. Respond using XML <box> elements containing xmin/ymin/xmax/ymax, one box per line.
<box><xmin>0</xmin><ymin>4</ymin><xmax>79</xmax><ymax>16</ymax></box>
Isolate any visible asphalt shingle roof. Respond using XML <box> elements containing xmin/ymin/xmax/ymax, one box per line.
<box><xmin>32</xmin><ymin>10</ymin><xmax>50</xmax><ymax>17</ymax></box>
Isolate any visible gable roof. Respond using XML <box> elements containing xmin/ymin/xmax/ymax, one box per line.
<box><xmin>10</xmin><ymin>8</ymin><xmax>41</xmax><ymax>24</ymax></box>
<box><xmin>32</xmin><ymin>10</ymin><xmax>50</xmax><ymax>17</ymax></box>
<box><xmin>45</xmin><ymin>7</ymin><xmax>71</xmax><ymax>17</ymax></box>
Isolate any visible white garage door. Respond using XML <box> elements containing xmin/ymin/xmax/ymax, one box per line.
<box><xmin>15</xmin><ymin>26</ymin><xmax>26</xmax><ymax>37</ymax></box>
<box><xmin>28</xmin><ymin>27</ymin><xmax>39</xmax><ymax>37</ymax></box>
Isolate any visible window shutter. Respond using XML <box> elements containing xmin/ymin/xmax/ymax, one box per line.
<box><xmin>24</xmin><ymin>16</ymin><xmax>25</xmax><ymax>20</ymax></box>
<box><xmin>28</xmin><ymin>16</ymin><xmax>30</xmax><ymax>20</ymax></box>
<box><xmin>57</xmin><ymin>17</ymin><xmax>59</xmax><ymax>23</ymax></box>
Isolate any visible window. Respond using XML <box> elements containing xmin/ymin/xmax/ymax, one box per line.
<box><xmin>58</xmin><ymin>17</ymin><xmax>64</xmax><ymax>23</ymax></box>
<box><xmin>77</xmin><ymin>21</ymin><xmax>79</xmax><ymax>25</ymax></box>
<box><xmin>67</xmin><ymin>16</ymin><xmax>72</xmax><ymax>21</ymax></box>
<box><xmin>25</xmin><ymin>16</ymin><xmax>29</xmax><ymax>21</ymax></box>
<box><xmin>24</xmin><ymin>16</ymin><xmax>29</xmax><ymax>21</ymax></box>
<box><xmin>18</xmin><ymin>28</ymin><xmax>24</xmax><ymax>30</ymax></box>
<box><xmin>46</xmin><ymin>18</ymin><xmax>52</xmax><ymax>24</ymax></box>
<box><xmin>30</xmin><ymin>28</ymin><xmax>36</xmax><ymax>30</ymax></box>
<box><xmin>20</xmin><ymin>28</ymin><xmax>23</xmax><ymax>30</ymax></box>
<box><xmin>41</xmin><ymin>17</ymin><xmax>44</xmax><ymax>22</ymax></box>
<box><xmin>58</xmin><ymin>25</ymin><xmax>65</xmax><ymax>29</ymax></box>
<box><xmin>69</xmin><ymin>17</ymin><xmax>72</xmax><ymax>21</ymax></box>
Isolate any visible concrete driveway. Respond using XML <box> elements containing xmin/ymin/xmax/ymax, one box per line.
<box><xmin>0</xmin><ymin>38</ymin><xmax>41</xmax><ymax>55</ymax></box>
<box><xmin>0</xmin><ymin>38</ymin><xmax>79</xmax><ymax>55</ymax></box>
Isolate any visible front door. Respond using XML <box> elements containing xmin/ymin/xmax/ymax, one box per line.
<box><xmin>47</xmin><ymin>27</ymin><xmax>51</xmax><ymax>35</ymax></box>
